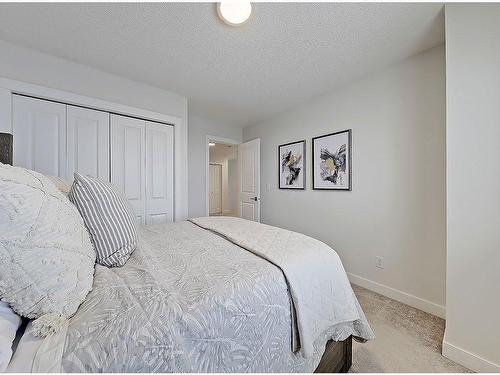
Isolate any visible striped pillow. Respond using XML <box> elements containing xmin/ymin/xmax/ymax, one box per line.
<box><xmin>68</xmin><ymin>173</ymin><xmax>138</xmax><ymax>267</ymax></box>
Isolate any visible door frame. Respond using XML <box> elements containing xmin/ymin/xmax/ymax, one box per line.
<box><xmin>205</xmin><ymin>135</ymin><xmax>241</xmax><ymax>217</ymax></box>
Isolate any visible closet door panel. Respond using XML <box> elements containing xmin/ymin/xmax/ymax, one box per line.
<box><xmin>145</xmin><ymin>122</ymin><xmax>174</xmax><ymax>224</ymax></box>
<box><xmin>124</xmin><ymin>126</ymin><xmax>142</xmax><ymax>201</ymax></box>
<box><xmin>67</xmin><ymin>106</ymin><xmax>109</xmax><ymax>182</ymax></box>
<box><xmin>12</xmin><ymin>95</ymin><xmax>66</xmax><ymax>177</ymax></box>
<box><xmin>111</xmin><ymin>114</ymin><xmax>146</xmax><ymax>225</ymax></box>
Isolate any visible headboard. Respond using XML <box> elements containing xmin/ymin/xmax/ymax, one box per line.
<box><xmin>0</xmin><ymin>132</ymin><xmax>13</xmax><ymax>165</ymax></box>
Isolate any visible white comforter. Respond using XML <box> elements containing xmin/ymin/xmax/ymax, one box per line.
<box><xmin>191</xmin><ymin>216</ymin><xmax>374</xmax><ymax>357</ymax></box>
<box><xmin>22</xmin><ymin>218</ymin><xmax>373</xmax><ymax>372</ymax></box>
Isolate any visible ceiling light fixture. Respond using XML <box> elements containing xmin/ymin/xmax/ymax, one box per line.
<box><xmin>217</xmin><ymin>2</ymin><xmax>252</xmax><ymax>26</ymax></box>
<box><xmin>209</xmin><ymin>142</ymin><xmax>216</xmax><ymax>147</ymax></box>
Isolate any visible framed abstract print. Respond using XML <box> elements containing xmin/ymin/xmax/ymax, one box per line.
<box><xmin>312</xmin><ymin>129</ymin><xmax>352</xmax><ymax>191</ymax></box>
<box><xmin>279</xmin><ymin>140</ymin><xmax>305</xmax><ymax>189</ymax></box>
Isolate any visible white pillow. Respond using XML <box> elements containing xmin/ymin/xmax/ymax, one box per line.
<box><xmin>0</xmin><ymin>301</ymin><xmax>21</xmax><ymax>372</ymax></box>
<box><xmin>46</xmin><ymin>175</ymin><xmax>71</xmax><ymax>196</ymax></box>
<box><xmin>0</xmin><ymin>163</ymin><xmax>96</xmax><ymax>337</ymax></box>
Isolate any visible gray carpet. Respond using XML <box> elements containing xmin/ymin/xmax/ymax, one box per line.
<box><xmin>350</xmin><ymin>285</ymin><xmax>472</xmax><ymax>373</ymax></box>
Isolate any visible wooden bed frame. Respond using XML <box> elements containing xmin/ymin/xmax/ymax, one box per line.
<box><xmin>315</xmin><ymin>336</ymin><xmax>352</xmax><ymax>373</ymax></box>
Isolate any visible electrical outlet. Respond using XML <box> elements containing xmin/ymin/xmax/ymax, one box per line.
<box><xmin>375</xmin><ymin>256</ymin><xmax>384</xmax><ymax>269</ymax></box>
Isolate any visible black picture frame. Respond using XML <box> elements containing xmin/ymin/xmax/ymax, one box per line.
<box><xmin>278</xmin><ymin>139</ymin><xmax>306</xmax><ymax>190</ymax></box>
<box><xmin>312</xmin><ymin>129</ymin><xmax>352</xmax><ymax>191</ymax></box>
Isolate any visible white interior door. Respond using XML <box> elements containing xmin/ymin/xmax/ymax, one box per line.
<box><xmin>110</xmin><ymin>114</ymin><xmax>146</xmax><ymax>225</ymax></box>
<box><xmin>209</xmin><ymin>164</ymin><xmax>222</xmax><ymax>215</ymax></box>
<box><xmin>67</xmin><ymin>106</ymin><xmax>109</xmax><ymax>182</ymax></box>
<box><xmin>238</xmin><ymin>138</ymin><xmax>260</xmax><ymax>222</ymax></box>
<box><xmin>12</xmin><ymin>95</ymin><xmax>67</xmax><ymax>177</ymax></box>
<box><xmin>145</xmin><ymin>121</ymin><xmax>174</xmax><ymax>225</ymax></box>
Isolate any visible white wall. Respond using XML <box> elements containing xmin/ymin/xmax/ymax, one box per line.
<box><xmin>443</xmin><ymin>4</ymin><xmax>500</xmax><ymax>372</ymax></box>
<box><xmin>188</xmin><ymin>114</ymin><xmax>242</xmax><ymax>218</ymax></box>
<box><xmin>243</xmin><ymin>45</ymin><xmax>446</xmax><ymax>317</ymax></box>
<box><xmin>0</xmin><ymin>39</ymin><xmax>189</xmax><ymax>220</ymax></box>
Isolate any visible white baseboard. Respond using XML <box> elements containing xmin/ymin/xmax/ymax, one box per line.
<box><xmin>443</xmin><ymin>338</ymin><xmax>500</xmax><ymax>373</ymax></box>
<box><xmin>347</xmin><ymin>272</ymin><xmax>446</xmax><ymax>318</ymax></box>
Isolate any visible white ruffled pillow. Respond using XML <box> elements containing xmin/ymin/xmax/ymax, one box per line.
<box><xmin>0</xmin><ymin>163</ymin><xmax>95</xmax><ymax>337</ymax></box>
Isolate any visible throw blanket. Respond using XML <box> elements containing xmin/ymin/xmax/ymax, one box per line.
<box><xmin>190</xmin><ymin>216</ymin><xmax>374</xmax><ymax>358</ymax></box>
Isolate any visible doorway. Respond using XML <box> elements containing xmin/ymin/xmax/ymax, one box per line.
<box><xmin>206</xmin><ymin>136</ymin><xmax>261</xmax><ymax>221</ymax></box>
<box><xmin>207</xmin><ymin>138</ymin><xmax>240</xmax><ymax>217</ymax></box>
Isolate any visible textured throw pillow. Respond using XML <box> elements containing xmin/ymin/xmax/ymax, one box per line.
<box><xmin>0</xmin><ymin>163</ymin><xmax>95</xmax><ymax>337</ymax></box>
<box><xmin>68</xmin><ymin>173</ymin><xmax>138</xmax><ymax>267</ymax></box>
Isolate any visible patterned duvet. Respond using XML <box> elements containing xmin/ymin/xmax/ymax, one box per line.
<box><xmin>48</xmin><ymin>221</ymin><xmax>372</xmax><ymax>372</ymax></box>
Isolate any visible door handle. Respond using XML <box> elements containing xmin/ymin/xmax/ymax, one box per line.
<box><xmin>252</xmin><ymin>196</ymin><xmax>260</xmax><ymax>201</ymax></box>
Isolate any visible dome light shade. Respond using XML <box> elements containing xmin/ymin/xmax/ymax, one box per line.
<box><xmin>217</xmin><ymin>2</ymin><xmax>252</xmax><ymax>26</ymax></box>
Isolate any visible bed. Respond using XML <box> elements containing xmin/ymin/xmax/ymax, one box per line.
<box><xmin>4</xmin><ymin>217</ymin><xmax>373</xmax><ymax>372</ymax></box>
<box><xmin>1</xmin><ymin>138</ymin><xmax>373</xmax><ymax>372</ymax></box>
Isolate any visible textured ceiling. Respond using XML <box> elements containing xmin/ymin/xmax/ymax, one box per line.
<box><xmin>0</xmin><ymin>3</ymin><xmax>444</xmax><ymax>128</ymax></box>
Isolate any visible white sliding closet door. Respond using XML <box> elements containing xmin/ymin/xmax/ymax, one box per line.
<box><xmin>111</xmin><ymin>114</ymin><xmax>146</xmax><ymax>225</ymax></box>
<box><xmin>145</xmin><ymin>121</ymin><xmax>174</xmax><ymax>224</ymax></box>
<box><xmin>12</xmin><ymin>95</ymin><xmax>67</xmax><ymax>177</ymax></box>
<box><xmin>67</xmin><ymin>106</ymin><xmax>110</xmax><ymax>182</ymax></box>
<box><xmin>11</xmin><ymin>95</ymin><xmax>175</xmax><ymax>224</ymax></box>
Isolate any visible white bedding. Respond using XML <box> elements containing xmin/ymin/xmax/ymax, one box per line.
<box><xmin>0</xmin><ymin>302</ymin><xmax>21</xmax><ymax>372</ymax></box>
<box><xmin>7</xmin><ymin>219</ymin><xmax>373</xmax><ymax>372</ymax></box>
<box><xmin>7</xmin><ymin>322</ymin><xmax>68</xmax><ymax>373</ymax></box>
<box><xmin>6</xmin><ymin>323</ymin><xmax>41</xmax><ymax>373</ymax></box>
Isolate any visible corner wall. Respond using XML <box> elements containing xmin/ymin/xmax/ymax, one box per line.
<box><xmin>243</xmin><ymin>45</ymin><xmax>446</xmax><ymax>317</ymax></box>
<box><xmin>443</xmin><ymin>4</ymin><xmax>500</xmax><ymax>372</ymax></box>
